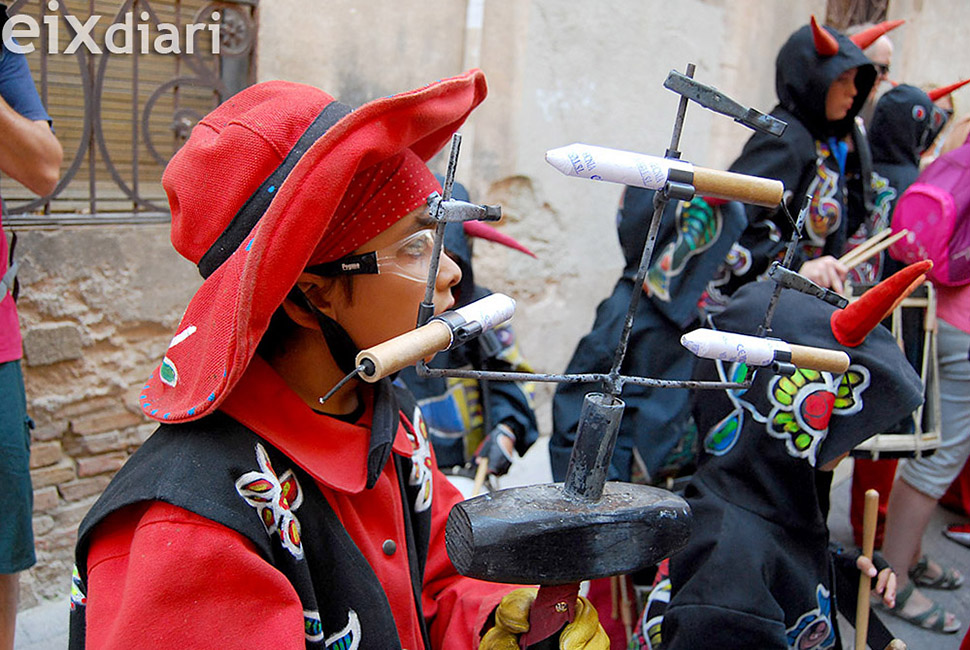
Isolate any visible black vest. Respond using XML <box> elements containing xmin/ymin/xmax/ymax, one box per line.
<box><xmin>70</xmin><ymin>402</ymin><xmax>434</xmax><ymax>649</ymax></box>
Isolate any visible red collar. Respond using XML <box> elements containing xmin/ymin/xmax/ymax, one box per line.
<box><xmin>220</xmin><ymin>357</ymin><xmax>412</xmax><ymax>494</ymax></box>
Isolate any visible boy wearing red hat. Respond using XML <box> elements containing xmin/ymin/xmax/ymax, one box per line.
<box><xmin>68</xmin><ymin>70</ymin><xmax>607</xmax><ymax>649</ymax></box>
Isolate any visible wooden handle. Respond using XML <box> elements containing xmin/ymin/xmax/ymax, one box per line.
<box><xmin>692</xmin><ymin>166</ymin><xmax>784</xmax><ymax>208</ymax></box>
<box><xmin>788</xmin><ymin>344</ymin><xmax>851</xmax><ymax>374</ymax></box>
<box><xmin>855</xmin><ymin>489</ymin><xmax>879</xmax><ymax>650</ymax></box>
<box><xmin>356</xmin><ymin>320</ymin><xmax>452</xmax><ymax>382</ymax></box>
<box><xmin>471</xmin><ymin>457</ymin><xmax>489</xmax><ymax>497</ymax></box>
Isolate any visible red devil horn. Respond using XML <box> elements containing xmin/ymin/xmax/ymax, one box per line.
<box><xmin>811</xmin><ymin>16</ymin><xmax>840</xmax><ymax>57</ymax></box>
<box><xmin>831</xmin><ymin>260</ymin><xmax>933</xmax><ymax>347</ymax></box>
<box><xmin>850</xmin><ymin>19</ymin><xmax>905</xmax><ymax>49</ymax></box>
<box><xmin>928</xmin><ymin>78</ymin><xmax>970</xmax><ymax>102</ymax></box>
<box><xmin>463</xmin><ymin>220</ymin><xmax>537</xmax><ymax>258</ymax></box>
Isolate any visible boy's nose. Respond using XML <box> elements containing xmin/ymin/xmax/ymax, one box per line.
<box><xmin>437</xmin><ymin>251</ymin><xmax>462</xmax><ymax>290</ymax></box>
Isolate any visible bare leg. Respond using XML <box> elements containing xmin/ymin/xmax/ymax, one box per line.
<box><xmin>881</xmin><ymin>479</ymin><xmax>958</xmax><ymax>628</ymax></box>
<box><xmin>0</xmin><ymin>572</ymin><xmax>19</xmax><ymax>650</ymax></box>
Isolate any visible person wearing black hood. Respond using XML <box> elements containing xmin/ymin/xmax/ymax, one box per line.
<box><xmin>397</xmin><ymin>181</ymin><xmax>540</xmax><ymax>490</ymax></box>
<box><xmin>850</xmin><ymin>83</ymin><xmax>970</xmax><ymax>636</ymax></box>
<box><xmin>845</xmin><ymin>83</ymin><xmax>955</xmax><ymax>285</ymax></box>
<box><xmin>659</xmin><ymin>262</ymin><xmax>931</xmax><ymax>650</ymax></box>
<box><xmin>845</xmin><ymin>83</ymin><xmax>967</xmax><ymax>585</ymax></box>
<box><xmin>550</xmin><ymin>190</ymin><xmax>747</xmax><ymax>488</ymax></box>
<box><xmin>551</xmin><ymin>190</ymin><xmax>748</xmax><ymax>647</ymax></box>
<box><xmin>706</xmin><ymin>17</ymin><xmax>877</xmax><ymax>306</ymax></box>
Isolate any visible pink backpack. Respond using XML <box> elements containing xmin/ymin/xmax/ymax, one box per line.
<box><xmin>890</xmin><ymin>141</ymin><xmax>970</xmax><ymax>286</ymax></box>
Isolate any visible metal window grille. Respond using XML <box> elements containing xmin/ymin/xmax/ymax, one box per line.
<box><xmin>2</xmin><ymin>0</ymin><xmax>257</xmax><ymax>226</ymax></box>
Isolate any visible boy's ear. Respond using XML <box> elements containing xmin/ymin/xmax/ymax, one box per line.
<box><xmin>281</xmin><ymin>273</ymin><xmax>341</xmax><ymax>330</ymax></box>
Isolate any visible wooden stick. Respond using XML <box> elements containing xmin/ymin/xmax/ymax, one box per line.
<box><xmin>855</xmin><ymin>489</ymin><xmax>879</xmax><ymax>650</ymax></box>
<box><xmin>471</xmin><ymin>457</ymin><xmax>489</xmax><ymax>497</ymax></box>
<box><xmin>839</xmin><ymin>228</ymin><xmax>893</xmax><ymax>265</ymax></box>
<box><xmin>840</xmin><ymin>230</ymin><xmax>908</xmax><ymax>270</ymax></box>
<box><xmin>610</xmin><ymin>576</ymin><xmax>620</xmax><ymax>619</ymax></box>
<box><xmin>618</xmin><ymin>573</ymin><xmax>634</xmax><ymax>643</ymax></box>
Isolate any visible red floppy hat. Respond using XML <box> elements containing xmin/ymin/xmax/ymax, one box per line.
<box><xmin>139</xmin><ymin>70</ymin><xmax>488</xmax><ymax>423</ymax></box>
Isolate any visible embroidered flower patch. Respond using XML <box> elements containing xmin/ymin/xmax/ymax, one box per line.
<box><xmin>236</xmin><ymin>443</ymin><xmax>305</xmax><ymax>559</ymax></box>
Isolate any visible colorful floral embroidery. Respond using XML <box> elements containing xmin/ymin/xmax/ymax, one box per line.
<box><xmin>158</xmin><ymin>325</ymin><xmax>197</xmax><ymax>388</ymax></box>
<box><xmin>786</xmin><ymin>584</ymin><xmax>836</xmax><ymax>649</ymax></box>
<box><xmin>766</xmin><ymin>365</ymin><xmax>870</xmax><ymax>465</ymax></box>
<box><xmin>407</xmin><ymin>407</ymin><xmax>434</xmax><ymax>512</ymax></box>
<box><xmin>647</xmin><ymin>198</ymin><xmax>722</xmax><ymax>301</ymax></box>
<box><xmin>846</xmin><ymin>172</ymin><xmax>897</xmax><ymax>285</ymax></box>
<box><xmin>833</xmin><ymin>368</ymin><xmax>869</xmax><ymax>415</ymax></box>
<box><xmin>304</xmin><ymin>609</ymin><xmax>324</xmax><ymax>643</ymax></box>
<box><xmin>767</xmin><ymin>368</ymin><xmax>835</xmax><ymax>464</ymax></box>
<box><xmin>235</xmin><ymin>443</ymin><xmax>305</xmax><ymax>559</ymax></box>
<box><xmin>704</xmin><ymin>361</ymin><xmax>759</xmax><ymax>456</ymax></box>
<box><xmin>70</xmin><ymin>565</ymin><xmax>86</xmax><ymax>611</ymax></box>
<box><xmin>803</xmin><ymin>143</ymin><xmax>843</xmax><ymax>252</ymax></box>
<box><xmin>326</xmin><ymin>609</ymin><xmax>361</xmax><ymax>650</ymax></box>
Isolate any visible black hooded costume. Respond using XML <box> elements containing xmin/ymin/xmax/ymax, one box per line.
<box><xmin>707</xmin><ymin>22</ymin><xmax>876</xmax><ymax>307</ymax></box>
<box><xmin>397</xmin><ymin>183</ymin><xmax>539</xmax><ymax>473</ymax></box>
<box><xmin>550</xmin><ymin>191</ymin><xmax>745</xmax><ymax>483</ymax></box>
<box><xmin>845</xmin><ymin>84</ymin><xmax>946</xmax><ymax>284</ymax></box>
<box><xmin>661</xmin><ymin>278</ymin><xmax>924</xmax><ymax>650</ymax></box>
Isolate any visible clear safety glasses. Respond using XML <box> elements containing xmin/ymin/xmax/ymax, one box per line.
<box><xmin>306</xmin><ymin>229</ymin><xmax>438</xmax><ymax>284</ymax></box>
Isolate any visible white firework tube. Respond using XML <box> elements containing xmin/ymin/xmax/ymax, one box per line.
<box><xmin>545</xmin><ymin>143</ymin><xmax>784</xmax><ymax>207</ymax></box>
<box><xmin>451</xmin><ymin>293</ymin><xmax>516</xmax><ymax>334</ymax></box>
<box><xmin>681</xmin><ymin>328</ymin><xmax>850</xmax><ymax>374</ymax></box>
<box><xmin>680</xmin><ymin>328</ymin><xmax>778</xmax><ymax>366</ymax></box>
<box><xmin>545</xmin><ymin>143</ymin><xmax>693</xmax><ymax>190</ymax></box>
<box><xmin>356</xmin><ymin>293</ymin><xmax>516</xmax><ymax>382</ymax></box>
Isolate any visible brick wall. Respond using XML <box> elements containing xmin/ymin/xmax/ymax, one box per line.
<box><xmin>13</xmin><ymin>224</ymin><xmax>199</xmax><ymax>608</ymax></box>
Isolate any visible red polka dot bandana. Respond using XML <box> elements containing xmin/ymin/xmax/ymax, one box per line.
<box><xmin>310</xmin><ymin>148</ymin><xmax>441</xmax><ymax>264</ymax></box>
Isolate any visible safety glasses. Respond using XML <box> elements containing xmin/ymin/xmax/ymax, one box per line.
<box><xmin>306</xmin><ymin>229</ymin><xmax>437</xmax><ymax>284</ymax></box>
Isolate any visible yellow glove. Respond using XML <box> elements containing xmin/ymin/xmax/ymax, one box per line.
<box><xmin>480</xmin><ymin>587</ymin><xmax>610</xmax><ymax>650</ymax></box>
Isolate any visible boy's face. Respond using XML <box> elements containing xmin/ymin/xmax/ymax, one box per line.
<box><xmin>825</xmin><ymin>68</ymin><xmax>859</xmax><ymax>121</ymax></box>
<box><xmin>321</xmin><ymin>206</ymin><xmax>461</xmax><ymax>349</ymax></box>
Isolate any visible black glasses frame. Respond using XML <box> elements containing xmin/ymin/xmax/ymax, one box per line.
<box><xmin>306</xmin><ymin>253</ymin><xmax>380</xmax><ymax>278</ymax></box>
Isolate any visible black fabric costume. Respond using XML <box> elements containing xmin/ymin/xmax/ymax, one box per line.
<box><xmin>846</xmin><ymin>84</ymin><xmax>946</xmax><ymax>284</ymax></box>
<box><xmin>397</xmin><ymin>183</ymin><xmax>538</xmax><ymax>472</ymax></box>
<box><xmin>550</xmin><ymin>191</ymin><xmax>745</xmax><ymax>483</ymax></box>
<box><xmin>707</xmin><ymin>23</ymin><xmax>876</xmax><ymax>307</ymax></box>
<box><xmin>71</xmin><ymin>382</ymin><xmax>431</xmax><ymax>650</ymax></box>
<box><xmin>662</xmin><ymin>282</ymin><xmax>923</xmax><ymax>650</ymax></box>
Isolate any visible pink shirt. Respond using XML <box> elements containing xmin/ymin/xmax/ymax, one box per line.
<box><xmin>937</xmin><ymin>283</ymin><xmax>970</xmax><ymax>335</ymax></box>
<box><xmin>0</xmin><ymin>217</ymin><xmax>23</xmax><ymax>363</ymax></box>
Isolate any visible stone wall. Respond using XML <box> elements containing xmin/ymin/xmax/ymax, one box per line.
<box><xmin>14</xmin><ymin>225</ymin><xmax>199</xmax><ymax>607</ymax></box>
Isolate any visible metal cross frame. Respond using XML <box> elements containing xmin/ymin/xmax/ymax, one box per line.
<box><xmin>414</xmin><ymin>63</ymin><xmax>802</xmax><ymax>397</ymax></box>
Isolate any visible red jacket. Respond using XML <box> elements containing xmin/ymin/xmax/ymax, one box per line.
<box><xmin>83</xmin><ymin>357</ymin><xmax>510</xmax><ymax>648</ymax></box>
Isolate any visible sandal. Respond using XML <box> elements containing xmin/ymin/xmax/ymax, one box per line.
<box><xmin>908</xmin><ymin>554</ymin><xmax>964</xmax><ymax>590</ymax></box>
<box><xmin>880</xmin><ymin>581</ymin><xmax>962</xmax><ymax>634</ymax></box>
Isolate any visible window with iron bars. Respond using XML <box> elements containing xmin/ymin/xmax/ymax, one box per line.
<box><xmin>1</xmin><ymin>0</ymin><xmax>257</xmax><ymax>225</ymax></box>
